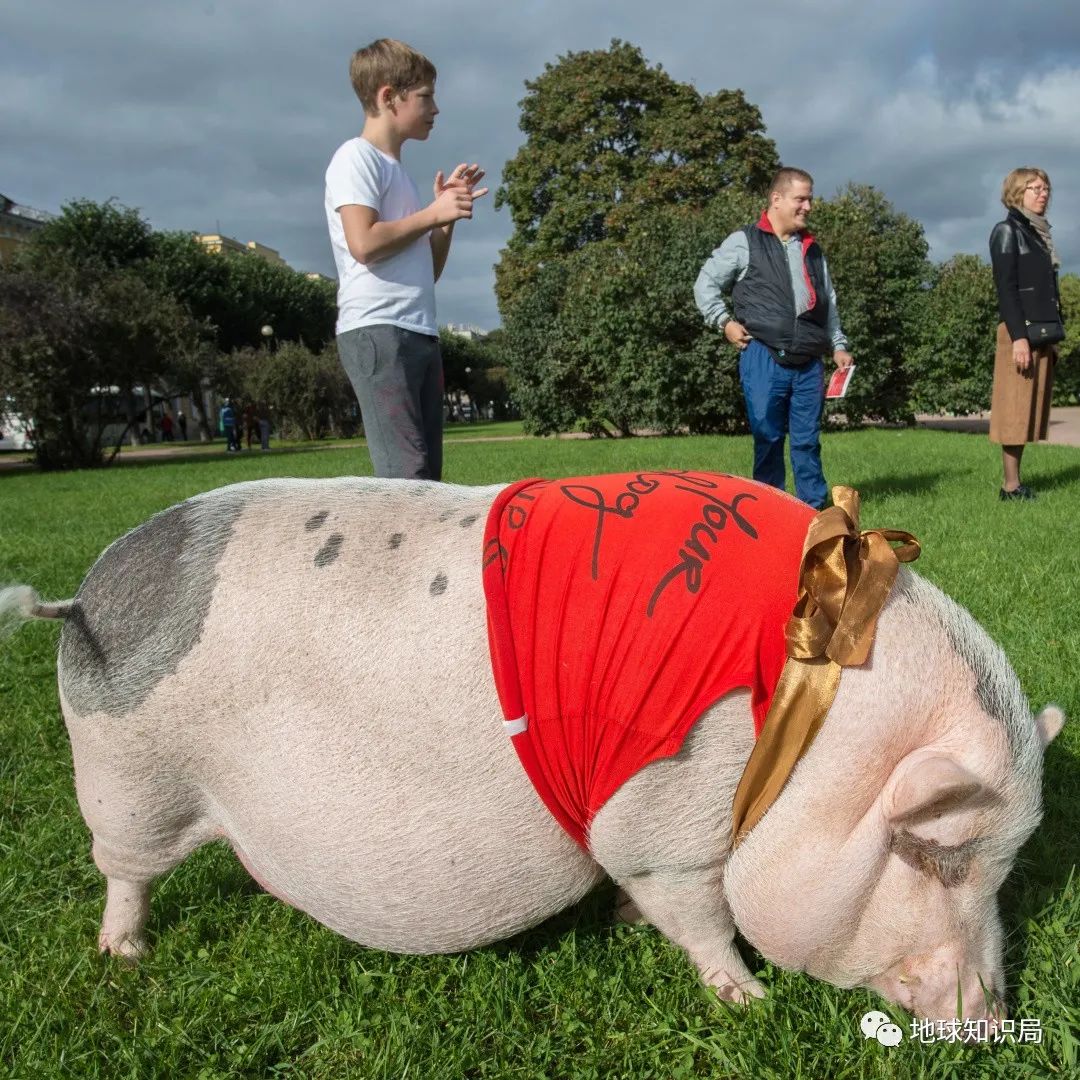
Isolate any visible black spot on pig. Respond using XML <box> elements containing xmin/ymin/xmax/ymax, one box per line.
<box><xmin>59</xmin><ymin>490</ymin><xmax>249</xmax><ymax>717</ymax></box>
<box><xmin>315</xmin><ymin>534</ymin><xmax>345</xmax><ymax>567</ymax></box>
<box><xmin>305</xmin><ymin>510</ymin><xmax>329</xmax><ymax>531</ymax></box>
<box><xmin>389</xmin><ymin>533</ymin><xmax>404</xmax><ymax>549</ymax></box>
<box><xmin>430</xmin><ymin>572</ymin><xmax>448</xmax><ymax>596</ymax></box>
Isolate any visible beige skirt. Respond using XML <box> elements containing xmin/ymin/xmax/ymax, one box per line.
<box><xmin>989</xmin><ymin>322</ymin><xmax>1055</xmax><ymax>445</ymax></box>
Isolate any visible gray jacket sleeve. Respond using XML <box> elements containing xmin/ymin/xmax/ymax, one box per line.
<box><xmin>694</xmin><ymin>232</ymin><xmax>749</xmax><ymax>328</ymax></box>
<box><xmin>821</xmin><ymin>255</ymin><xmax>849</xmax><ymax>352</ymax></box>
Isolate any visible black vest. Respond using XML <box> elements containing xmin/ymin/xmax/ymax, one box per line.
<box><xmin>731</xmin><ymin>225</ymin><xmax>832</xmax><ymax>363</ymax></box>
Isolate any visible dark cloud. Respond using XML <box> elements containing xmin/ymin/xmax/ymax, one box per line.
<box><xmin>4</xmin><ymin>1</ymin><xmax>1078</xmax><ymax>330</ymax></box>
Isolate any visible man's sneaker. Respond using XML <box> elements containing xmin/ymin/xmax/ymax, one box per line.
<box><xmin>999</xmin><ymin>484</ymin><xmax>1036</xmax><ymax>501</ymax></box>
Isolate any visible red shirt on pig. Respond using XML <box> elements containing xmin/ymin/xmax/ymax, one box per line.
<box><xmin>483</xmin><ymin>471</ymin><xmax>815</xmax><ymax>850</ymax></box>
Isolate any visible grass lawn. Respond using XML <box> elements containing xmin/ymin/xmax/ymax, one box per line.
<box><xmin>1</xmin><ymin>428</ymin><xmax>1077</xmax><ymax>1079</ymax></box>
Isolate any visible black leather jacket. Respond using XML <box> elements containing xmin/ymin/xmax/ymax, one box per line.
<box><xmin>989</xmin><ymin>207</ymin><xmax>1063</xmax><ymax>343</ymax></box>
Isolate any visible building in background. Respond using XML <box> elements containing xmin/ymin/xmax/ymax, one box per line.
<box><xmin>195</xmin><ymin>232</ymin><xmax>287</xmax><ymax>266</ymax></box>
<box><xmin>0</xmin><ymin>193</ymin><xmax>53</xmax><ymax>261</ymax></box>
<box><xmin>444</xmin><ymin>322</ymin><xmax>487</xmax><ymax>340</ymax></box>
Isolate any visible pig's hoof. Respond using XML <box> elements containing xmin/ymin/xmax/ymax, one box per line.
<box><xmin>707</xmin><ymin>973</ymin><xmax>766</xmax><ymax>1005</ymax></box>
<box><xmin>613</xmin><ymin>888</ymin><xmax>649</xmax><ymax>926</ymax></box>
<box><xmin>99</xmin><ymin>932</ymin><xmax>148</xmax><ymax>963</ymax></box>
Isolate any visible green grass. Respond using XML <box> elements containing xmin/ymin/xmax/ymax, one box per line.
<box><xmin>1</xmin><ymin>428</ymin><xmax>1078</xmax><ymax>1078</ymax></box>
<box><xmin>0</xmin><ymin>421</ymin><xmax>527</xmax><ymax>471</ymax></box>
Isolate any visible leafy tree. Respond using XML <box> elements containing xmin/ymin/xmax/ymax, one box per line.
<box><xmin>26</xmin><ymin>198</ymin><xmax>155</xmax><ymax>272</ymax></box>
<box><xmin>809</xmin><ymin>184</ymin><xmax>931</xmax><ymax>424</ymax></box>
<box><xmin>905</xmin><ymin>255</ymin><xmax>998</xmax><ymax>416</ymax></box>
<box><xmin>438</xmin><ymin>329</ymin><xmax>512</xmax><ymax>419</ymax></box>
<box><xmin>1054</xmin><ymin>273</ymin><xmax>1080</xmax><ymax>405</ymax></box>
<box><xmin>147</xmin><ymin>231</ymin><xmax>336</xmax><ymax>354</ymax></box>
<box><xmin>500</xmin><ymin>257</ymin><xmax>594</xmax><ymax>434</ymax></box>
<box><xmin>502</xmin><ymin>182</ymin><xmax>930</xmax><ymax>437</ymax></box>
<box><xmin>0</xmin><ymin>260</ymin><xmax>200</xmax><ymax>469</ymax></box>
<box><xmin>2</xmin><ymin>199</ymin><xmax>340</xmax><ymax>466</ymax></box>
<box><xmin>499</xmin><ymin>190</ymin><xmax>754</xmax><ymax>436</ymax></box>
<box><xmin>240</xmin><ymin>341</ymin><xmax>356</xmax><ymax>441</ymax></box>
<box><xmin>494</xmin><ymin>40</ymin><xmax>778</xmax><ymax>315</ymax></box>
<box><xmin>0</xmin><ymin>262</ymin><xmax>106</xmax><ymax>469</ymax></box>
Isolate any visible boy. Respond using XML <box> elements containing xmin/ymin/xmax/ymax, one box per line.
<box><xmin>325</xmin><ymin>38</ymin><xmax>487</xmax><ymax>481</ymax></box>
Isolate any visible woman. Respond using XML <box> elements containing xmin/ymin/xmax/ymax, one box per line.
<box><xmin>988</xmin><ymin>168</ymin><xmax>1064</xmax><ymax>500</ymax></box>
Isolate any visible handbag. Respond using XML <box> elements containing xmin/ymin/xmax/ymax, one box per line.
<box><xmin>1026</xmin><ymin>320</ymin><xmax>1065</xmax><ymax>347</ymax></box>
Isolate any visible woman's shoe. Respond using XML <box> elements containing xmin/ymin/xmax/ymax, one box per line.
<box><xmin>999</xmin><ymin>484</ymin><xmax>1036</xmax><ymax>501</ymax></box>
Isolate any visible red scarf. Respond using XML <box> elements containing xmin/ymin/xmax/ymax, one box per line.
<box><xmin>483</xmin><ymin>471</ymin><xmax>815</xmax><ymax>849</ymax></box>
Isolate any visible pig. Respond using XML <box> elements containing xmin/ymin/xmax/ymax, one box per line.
<box><xmin>0</xmin><ymin>475</ymin><xmax>1063</xmax><ymax>1024</ymax></box>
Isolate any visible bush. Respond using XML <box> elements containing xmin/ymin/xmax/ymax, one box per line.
<box><xmin>905</xmin><ymin>255</ymin><xmax>998</xmax><ymax>416</ymax></box>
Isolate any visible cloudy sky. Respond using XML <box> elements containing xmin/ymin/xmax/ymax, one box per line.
<box><xmin>5</xmin><ymin>1</ymin><xmax>1079</xmax><ymax>331</ymax></box>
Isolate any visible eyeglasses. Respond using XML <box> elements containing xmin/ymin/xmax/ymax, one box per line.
<box><xmin>1025</xmin><ymin>184</ymin><xmax>1050</xmax><ymax>195</ymax></box>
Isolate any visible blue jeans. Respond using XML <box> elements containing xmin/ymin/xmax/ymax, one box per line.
<box><xmin>738</xmin><ymin>340</ymin><xmax>827</xmax><ymax>509</ymax></box>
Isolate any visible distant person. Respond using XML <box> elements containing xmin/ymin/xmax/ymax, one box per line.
<box><xmin>220</xmin><ymin>400</ymin><xmax>240</xmax><ymax>452</ymax></box>
<box><xmin>160</xmin><ymin>412</ymin><xmax>174</xmax><ymax>442</ymax></box>
<box><xmin>242</xmin><ymin>402</ymin><xmax>257</xmax><ymax>449</ymax></box>
<box><xmin>988</xmin><ymin>168</ymin><xmax>1064</xmax><ymax>501</ymax></box>
<box><xmin>257</xmin><ymin>402</ymin><xmax>272</xmax><ymax>451</ymax></box>
<box><xmin>694</xmin><ymin>167</ymin><xmax>853</xmax><ymax>510</ymax></box>
<box><xmin>324</xmin><ymin>38</ymin><xmax>488</xmax><ymax>480</ymax></box>
<box><xmin>177</xmin><ymin>410</ymin><xmax>188</xmax><ymax>441</ymax></box>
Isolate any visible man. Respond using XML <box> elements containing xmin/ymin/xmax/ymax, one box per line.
<box><xmin>694</xmin><ymin>168</ymin><xmax>853</xmax><ymax>509</ymax></box>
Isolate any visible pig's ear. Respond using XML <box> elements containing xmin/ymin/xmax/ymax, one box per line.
<box><xmin>884</xmin><ymin>755</ymin><xmax>987</xmax><ymax>828</ymax></box>
<box><xmin>1035</xmin><ymin>705</ymin><xmax>1065</xmax><ymax>748</ymax></box>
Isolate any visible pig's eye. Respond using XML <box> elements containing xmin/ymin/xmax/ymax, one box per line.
<box><xmin>890</xmin><ymin>831</ymin><xmax>978</xmax><ymax>888</ymax></box>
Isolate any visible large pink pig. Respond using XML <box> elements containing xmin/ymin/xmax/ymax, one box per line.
<box><xmin>1</xmin><ymin>475</ymin><xmax>1063</xmax><ymax>1023</ymax></box>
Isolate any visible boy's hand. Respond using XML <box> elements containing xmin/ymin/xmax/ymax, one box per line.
<box><xmin>430</xmin><ymin>164</ymin><xmax>490</xmax><ymax>226</ymax></box>
<box><xmin>430</xmin><ymin>186</ymin><xmax>478</xmax><ymax>226</ymax></box>
<box><xmin>434</xmin><ymin>163</ymin><xmax>489</xmax><ymax>201</ymax></box>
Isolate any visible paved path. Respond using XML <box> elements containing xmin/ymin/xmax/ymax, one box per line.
<box><xmin>3</xmin><ymin>408</ymin><xmax>1080</xmax><ymax>472</ymax></box>
<box><xmin>916</xmin><ymin>406</ymin><xmax>1080</xmax><ymax>447</ymax></box>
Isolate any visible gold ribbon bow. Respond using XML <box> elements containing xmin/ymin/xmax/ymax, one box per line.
<box><xmin>730</xmin><ymin>486</ymin><xmax>920</xmax><ymax>847</ymax></box>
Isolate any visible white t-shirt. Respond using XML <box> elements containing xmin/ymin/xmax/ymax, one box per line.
<box><xmin>324</xmin><ymin>137</ymin><xmax>437</xmax><ymax>336</ymax></box>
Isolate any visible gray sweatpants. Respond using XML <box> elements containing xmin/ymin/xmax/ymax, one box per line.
<box><xmin>337</xmin><ymin>324</ymin><xmax>444</xmax><ymax>481</ymax></box>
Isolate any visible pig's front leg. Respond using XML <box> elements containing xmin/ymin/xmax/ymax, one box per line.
<box><xmin>98</xmin><ymin>876</ymin><xmax>151</xmax><ymax>961</ymax></box>
<box><xmin>618</xmin><ymin>866</ymin><xmax>765</xmax><ymax>1004</ymax></box>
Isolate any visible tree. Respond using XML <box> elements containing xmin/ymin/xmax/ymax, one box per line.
<box><xmin>0</xmin><ymin>259</ymin><xmax>200</xmax><ymax>469</ymax></box>
<box><xmin>1054</xmin><ymin>273</ymin><xmax>1080</xmax><ymax>405</ymax></box>
<box><xmin>241</xmin><ymin>341</ymin><xmax>356</xmax><ymax>441</ymax></box>
<box><xmin>438</xmin><ymin>329</ymin><xmax>512</xmax><ymax>419</ymax></box>
<box><xmin>147</xmin><ymin>231</ymin><xmax>336</xmax><ymax>355</ymax></box>
<box><xmin>494</xmin><ymin>40</ymin><xmax>778</xmax><ymax>315</ymax></box>
<box><xmin>501</xmin><ymin>180</ymin><xmax>931</xmax><ymax>437</ymax></box>
<box><xmin>809</xmin><ymin>184</ymin><xmax>931</xmax><ymax>424</ymax></box>
<box><xmin>27</xmin><ymin>198</ymin><xmax>155</xmax><ymax>272</ymax></box>
<box><xmin>500</xmin><ymin>257</ymin><xmax>595</xmax><ymax>434</ymax></box>
<box><xmin>504</xmin><ymin>192</ymin><xmax>760</xmax><ymax>437</ymax></box>
<box><xmin>2</xmin><ymin>198</ymin><xmax>342</xmax><ymax>467</ymax></box>
<box><xmin>905</xmin><ymin>255</ymin><xmax>998</xmax><ymax>416</ymax></box>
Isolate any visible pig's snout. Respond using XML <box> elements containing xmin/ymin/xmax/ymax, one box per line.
<box><xmin>868</xmin><ymin>943</ymin><xmax>1004</xmax><ymax>1024</ymax></box>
